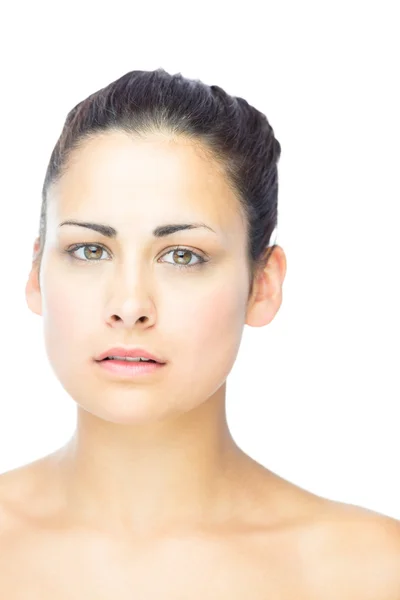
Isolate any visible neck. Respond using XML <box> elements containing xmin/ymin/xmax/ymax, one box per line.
<box><xmin>50</xmin><ymin>386</ymin><xmax>251</xmax><ymax>537</ymax></box>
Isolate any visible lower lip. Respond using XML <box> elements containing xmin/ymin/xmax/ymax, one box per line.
<box><xmin>95</xmin><ymin>359</ymin><xmax>166</xmax><ymax>377</ymax></box>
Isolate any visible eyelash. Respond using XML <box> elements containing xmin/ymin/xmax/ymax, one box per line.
<box><xmin>64</xmin><ymin>243</ymin><xmax>207</xmax><ymax>270</ymax></box>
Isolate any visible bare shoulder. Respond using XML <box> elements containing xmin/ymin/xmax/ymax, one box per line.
<box><xmin>0</xmin><ymin>454</ymin><xmax>59</xmax><ymax>533</ymax></box>
<box><xmin>302</xmin><ymin>497</ymin><xmax>400</xmax><ymax>599</ymax></box>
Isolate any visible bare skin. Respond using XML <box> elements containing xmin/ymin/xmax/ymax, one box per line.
<box><xmin>0</xmin><ymin>454</ymin><xmax>399</xmax><ymax>599</ymax></box>
<box><xmin>2</xmin><ymin>131</ymin><xmax>399</xmax><ymax>597</ymax></box>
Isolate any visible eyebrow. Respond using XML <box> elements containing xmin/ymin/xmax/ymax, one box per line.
<box><xmin>58</xmin><ymin>220</ymin><xmax>217</xmax><ymax>238</ymax></box>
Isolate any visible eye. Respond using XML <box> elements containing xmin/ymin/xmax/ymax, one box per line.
<box><xmin>64</xmin><ymin>244</ymin><xmax>208</xmax><ymax>270</ymax></box>
<box><xmin>66</xmin><ymin>244</ymin><xmax>108</xmax><ymax>261</ymax></box>
<box><xmin>161</xmin><ymin>247</ymin><xmax>206</xmax><ymax>269</ymax></box>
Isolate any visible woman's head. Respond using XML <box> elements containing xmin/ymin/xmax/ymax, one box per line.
<box><xmin>26</xmin><ymin>68</ymin><xmax>286</xmax><ymax>424</ymax></box>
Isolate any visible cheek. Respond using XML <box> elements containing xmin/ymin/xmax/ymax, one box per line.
<box><xmin>170</xmin><ymin>283</ymin><xmax>246</xmax><ymax>384</ymax></box>
<box><xmin>41</xmin><ymin>272</ymin><xmax>94</xmax><ymax>362</ymax></box>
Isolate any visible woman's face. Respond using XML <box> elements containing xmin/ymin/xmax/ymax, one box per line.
<box><xmin>27</xmin><ymin>131</ymin><xmax>253</xmax><ymax>424</ymax></box>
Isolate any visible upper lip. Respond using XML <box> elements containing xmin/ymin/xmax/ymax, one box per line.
<box><xmin>95</xmin><ymin>347</ymin><xmax>166</xmax><ymax>363</ymax></box>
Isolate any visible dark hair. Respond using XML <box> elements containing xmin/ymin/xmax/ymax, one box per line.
<box><xmin>37</xmin><ymin>68</ymin><xmax>281</xmax><ymax>299</ymax></box>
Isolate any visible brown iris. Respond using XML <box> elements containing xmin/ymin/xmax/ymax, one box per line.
<box><xmin>173</xmin><ymin>249</ymin><xmax>192</xmax><ymax>265</ymax></box>
<box><xmin>84</xmin><ymin>246</ymin><xmax>103</xmax><ymax>260</ymax></box>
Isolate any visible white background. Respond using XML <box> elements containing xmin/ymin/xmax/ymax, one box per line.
<box><xmin>0</xmin><ymin>1</ymin><xmax>398</xmax><ymax>519</ymax></box>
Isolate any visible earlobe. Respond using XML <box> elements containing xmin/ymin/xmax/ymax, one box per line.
<box><xmin>25</xmin><ymin>268</ymin><xmax>43</xmax><ymax>316</ymax></box>
<box><xmin>245</xmin><ymin>272</ymin><xmax>281</xmax><ymax>328</ymax></box>
<box><xmin>25</xmin><ymin>238</ymin><xmax>43</xmax><ymax>317</ymax></box>
<box><xmin>245</xmin><ymin>245</ymin><xmax>286</xmax><ymax>328</ymax></box>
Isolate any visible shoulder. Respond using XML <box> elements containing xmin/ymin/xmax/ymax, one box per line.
<box><xmin>0</xmin><ymin>456</ymin><xmax>56</xmax><ymax>535</ymax></box>
<box><xmin>0</xmin><ymin>465</ymin><xmax>32</xmax><ymax>536</ymax></box>
<box><xmin>303</xmin><ymin>499</ymin><xmax>400</xmax><ymax>599</ymax></box>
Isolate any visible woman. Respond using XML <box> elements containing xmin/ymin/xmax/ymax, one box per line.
<box><xmin>1</xmin><ymin>68</ymin><xmax>399</xmax><ymax>597</ymax></box>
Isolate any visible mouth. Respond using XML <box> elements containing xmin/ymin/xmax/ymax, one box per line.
<box><xmin>95</xmin><ymin>357</ymin><xmax>166</xmax><ymax>377</ymax></box>
<box><xmin>100</xmin><ymin>358</ymin><xmax>158</xmax><ymax>363</ymax></box>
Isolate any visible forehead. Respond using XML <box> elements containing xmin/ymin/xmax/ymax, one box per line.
<box><xmin>56</xmin><ymin>131</ymin><xmax>235</xmax><ymax>199</ymax></box>
<box><xmin>47</xmin><ymin>131</ymin><xmax>247</xmax><ymax>243</ymax></box>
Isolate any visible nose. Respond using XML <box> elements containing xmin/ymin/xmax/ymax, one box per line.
<box><xmin>104</xmin><ymin>271</ymin><xmax>157</xmax><ymax>329</ymax></box>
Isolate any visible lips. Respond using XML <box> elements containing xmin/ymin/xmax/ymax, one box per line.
<box><xmin>96</xmin><ymin>356</ymin><xmax>165</xmax><ymax>377</ymax></box>
<box><xmin>102</xmin><ymin>357</ymin><xmax>156</xmax><ymax>363</ymax></box>
<box><xmin>95</xmin><ymin>347</ymin><xmax>166</xmax><ymax>363</ymax></box>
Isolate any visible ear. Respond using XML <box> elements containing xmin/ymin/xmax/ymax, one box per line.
<box><xmin>25</xmin><ymin>238</ymin><xmax>43</xmax><ymax>317</ymax></box>
<box><xmin>245</xmin><ymin>245</ymin><xmax>287</xmax><ymax>327</ymax></box>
